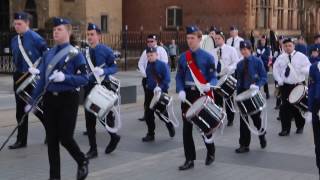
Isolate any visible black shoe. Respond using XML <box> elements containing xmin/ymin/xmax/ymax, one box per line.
<box><xmin>8</xmin><ymin>141</ymin><xmax>26</xmax><ymax>150</ymax></box>
<box><xmin>138</xmin><ymin>117</ymin><xmax>145</xmax><ymax>121</ymax></box>
<box><xmin>278</xmin><ymin>131</ymin><xmax>289</xmax><ymax>136</ymax></box>
<box><xmin>235</xmin><ymin>146</ymin><xmax>250</xmax><ymax>153</ymax></box>
<box><xmin>83</xmin><ymin>131</ymin><xmax>88</xmax><ymax>136</ymax></box>
<box><xmin>142</xmin><ymin>134</ymin><xmax>154</xmax><ymax>142</ymax></box>
<box><xmin>105</xmin><ymin>135</ymin><xmax>121</xmax><ymax>154</ymax></box>
<box><xmin>178</xmin><ymin>160</ymin><xmax>194</xmax><ymax>171</ymax></box>
<box><xmin>166</xmin><ymin>123</ymin><xmax>175</xmax><ymax>137</ymax></box>
<box><xmin>86</xmin><ymin>148</ymin><xmax>98</xmax><ymax>159</ymax></box>
<box><xmin>296</xmin><ymin>128</ymin><xmax>303</xmax><ymax>134</ymax></box>
<box><xmin>77</xmin><ymin>159</ymin><xmax>89</xmax><ymax>180</ymax></box>
<box><xmin>205</xmin><ymin>154</ymin><xmax>215</xmax><ymax>166</ymax></box>
<box><xmin>227</xmin><ymin>121</ymin><xmax>233</xmax><ymax>127</ymax></box>
<box><xmin>260</xmin><ymin>136</ymin><xmax>267</xmax><ymax>149</ymax></box>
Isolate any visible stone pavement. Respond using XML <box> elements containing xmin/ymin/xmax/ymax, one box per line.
<box><xmin>0</xmin><ymin>72</ymin><xmax>318</xmax><ymax>180</ymax></box>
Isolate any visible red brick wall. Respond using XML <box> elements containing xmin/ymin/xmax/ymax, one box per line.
<box><xmin>123</xmin><ymin>0</ymin><xmax>248</xmax><ymax>35</ymax></box>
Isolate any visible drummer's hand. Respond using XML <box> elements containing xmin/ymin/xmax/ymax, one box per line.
<box><xmin>49</xmin><ymin>70</ymin><xmax>65</xmax><ymax>82</ymax></box>
<box><xmin>305</xmin><ymin>111</ymin><xmax>312</xmax><ymax>124</ymax></box>
<box><xmin>277</xmin><ymin>80</ymin><xmax>284</xmax><ymax>86</ymax></box>
<box><xmin>24</xmin><ymin>104</ymin><xmax>33</xmax><ymax>113</ymax></box>
<box><xmin>203</xmin><ymin>83</ymin><xmax>211</xmax><ymax>92</ymax></box>
<box><xmin>153</xmin><ymin>86</ymin><xmax>161</xmax><ymax>94</ymax></box>
<box><xmin>93</xmin><ymin>67</ymin><xmax>104</xmax><ymax>77</ymax></box>
<box><xmin>250</xmin><ymin>84</ymin><xmax>259</xmax><ymax>90</ymax></box>
<box><xmin>28</xmin><ymin>67</ymin><xmax>40</xmax><ymax>75</ymax></box>
<box><xmin>178</xmin><ymin>91</ymin><xmax>186</xmax><ymax>102</ymax></box>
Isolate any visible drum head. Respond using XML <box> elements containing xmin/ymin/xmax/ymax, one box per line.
<box><xmin>235</xmin><ymin>89</ymin><xmax>259</xmax><ymax>102</ymax></box>
<box><xmin>186</xmin><ymin>96</ymin><xmax>207</xmax><ymax>118</ymax></box>
<box><xmin>288</xmin><ymin>85</ymin><xmax>306</xmax><ymax>104</ymax></box>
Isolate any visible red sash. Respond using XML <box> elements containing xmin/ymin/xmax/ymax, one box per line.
<box><xmin>185</xmin><ymin>50</ymin><xmax>214</xmax><ymax>98</ymax></box>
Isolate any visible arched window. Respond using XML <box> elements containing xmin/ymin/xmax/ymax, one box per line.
<box><xmin>0</xmin><ymin>0</ymin><xmax>10</xmax><ymax>32</ymax></box>
<box><xmin>166</xmin><ymin>6</ymin><xmax>182</xmax><ymax>28</ymax></box>
<box><xmin>25</xmin><ymin>0</ymin><xmax>38</xmax><ymax>28</ymax></box>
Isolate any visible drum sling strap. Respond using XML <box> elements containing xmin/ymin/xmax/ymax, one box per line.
<box><xmin>150</xmin><ymin>63</ymin><xmax>161</xmax><ymax>85</ymax></box>
<box><xmin>185</xmin><ymin>50</ymin><xmax>213</xmax><ymax>98</ymax></box>
<box><xmin>85</xmin><ymin>47</ymin><xmax>103</xmax><ymax>84</ymax></box>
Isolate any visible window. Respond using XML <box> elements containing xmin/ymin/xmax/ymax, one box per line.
<box><xmin>277</xmin><ymin>0</ymin><xmax>284</xmax><ymax>29</ymax></box>
<box><xmin>287</xmin><ymin>0</ymin><xmax>294</xmax><ymax>30</ymax></box>
<box><xmin>101</xmin><ymin>15</ymin><xmax>108</xmax><ymax>33</ymax></box>
<box><xmin>255</xmin><ymin>0</ymin><xmax>271</xmax><ymax>29</ymax></box>
<box><xmin>297</xmin><ymin>0</ymin><xmax>304</xmax><ymax>29</ymax></box>
<box><xmin>25</xmin><ymin>0</ymin><xmax>37</xmax><ymax>28</ymax></box>
<box><xmin>166</xmin><ymin>6</ymin><xmax>182</xmax><ymax>28</ymax></box>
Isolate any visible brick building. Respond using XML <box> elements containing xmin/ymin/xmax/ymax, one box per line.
<box><xmin>123</xmin><ymin>0</ymin><xmax>320</xmax><ymax>39</ymax></box>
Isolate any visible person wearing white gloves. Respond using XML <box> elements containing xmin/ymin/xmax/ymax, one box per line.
<box><xmin>141</xmin><ymin>46</ymin><xmax>174</xmax><ymax>142</ymax></box>
<box><xmin>235</xmin><ymin>40</ymin><xmax>268</xmax><ymax>154</ymax></box>
<box><xmin>176</xmin><ymin>25</ymin><xmax>218</xmax><ymax>171</ymax></box>
<box><xmin>308</xmin><ymin>61</ymin><xmax>320</xmax><ymax>177</ymax></box>
<box><xmin>273</xmin><ymin>38</ymin><xmax>311</xmax><ymax>136</ymax></box>
<box><xmin>137</xmin><ymin>34</ymin><xmax>168</xmax><ymax>121</ymax></box>
<box><xmin>212</xmin><ymin>30</ymin><xmax>239</xmax><ymax>126</ymax></box>
<box><xmin>83</xmin><ymin>23</ymin><xmax>121</xmax><ymax>159</ymax></box>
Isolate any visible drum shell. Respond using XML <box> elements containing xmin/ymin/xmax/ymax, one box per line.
<box><xmin>288</xmin><ymin>85</ymin><xmax>308</xmax><ymax>112</ymax></box>
<box><xmin>236</xmin><ymin>90</ymin><xmax>265</xmax><ymax>116</ymax></box>
<box><xmin>150</xmin><ymin>93</ymin><xmax>171</xmax><ymax>114</ymax></box>
<box><xmin>216</xmin><ymin>75</ymin><xmax>237</xmax><ymax>98</ymax></box>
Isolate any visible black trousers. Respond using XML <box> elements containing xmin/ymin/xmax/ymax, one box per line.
<box><xmin>84</xmin><ymin>83</ymin><xmax>117</xmax><ymax>150</ymax></box>
<box><xmin>13</xmin><ymin>72</ymin><xmax>47</xmax><ymax>144</ymax></box>
<box><xmin>214</xmin><ymin>93</ymin><xmax>234</xmax><ymax>123</ymax></box>
<box><xmin>44</xmin><ymin>91</ymin><xmax>86</xmax><ymax>179</ymax></box>
<box><xmin>144</xmin><ymin>89</ymin><xmax>170</xmax><ymax>136</ymax></box>
<box><xmin>312</xmin><ymin>102</ymin><xmax>320</xmax><ymax>174</ymax></box>
<box><xmin>181</xmin><ymin>88</ymin><xmax>215</xmax><ymax>161</ymax></box>
<box><xmin>142</xmin><ymin>77</ymin><xmax>147</xmax><ymax>117</ymax></box>
<box><xmin>279</xmin><ymin>83</ymin><xmax>305</xmax><ymax>132</ymax></box>
<box><xmin>263</xmin><ymin>65</ymin><xmax>270</xmax><ymax>96</ymax></box>
<box><xmin>170</xmin><ymin>55</ymin><xmax>176</xmax><ymax>70</ymax></box>
<box><xmin>239</xmin><ymin>112</ymin><xmax>265</xmax><ymax>147</ymax></box>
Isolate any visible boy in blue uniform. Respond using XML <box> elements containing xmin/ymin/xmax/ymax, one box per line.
<box><xmin>295</xmin><ymin>36</ymin><xmax>308</xmax><ymax>55</ymax></box>
<box><xmin>308</xmin><ymin>61</ymin><xmax>320</xmax><ymax>178</ymax></box>
<box><xmin>83</xmin><ymin>23</ymin><xmax>120</xmax><ymax>159</ymax></box>
<box><xmin>176</xmin><ymin>26</ymin><xmax>217</xmax><ymax>170</ymax></box>
<box><xmin>235</xmin><ymin>40</ymin><xmax>267</xmax><ymax>153</ymax></box>
<box><xmin>309</xmin><ymin>46</ymin><xmax>320</xmax><ymax>64</ymax></box>
<box><xmin>10</xmin><ymin>11</ymin><xmax>48</xmax><ymax>149</ymax></box>
<box><xmin>142</xmin><ymin>46</ymin><xmax>175</xmax><ymax>142</ymax></box>
<box><xmin>31</xmin><ymin>17</ymin><xmax>89</xmax><ymax>180</ymax></box>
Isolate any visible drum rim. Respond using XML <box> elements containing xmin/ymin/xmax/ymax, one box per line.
<box><xmin>235</xmin><ymin>89</ymin><xmax>260</xmax><ymax>102</ymax></box>
<box><xmin>288</xmin><ymin>85</ymin><xmax>307</xmax><ymax>104</ymax></box>
<box><xmin>185</xmin><ymin>96</ymin><xmax>208</xmax><ymax>119</ymax></box>
<box><xmin>16</xmin><ymin>75</ymin><xmax>36</xmax><ymax>93</ymax></box>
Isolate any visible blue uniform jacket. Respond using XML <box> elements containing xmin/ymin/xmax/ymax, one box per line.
<box><xmin>256</xmin><ymin>46</ymin><xmax>271</xmax><ymax>67</ymax></box>
<box><xmin>175</xmin><ymin>48</ymin><xmax>217</xmax><ymax>93</ymax></box>
<box><xmin>308</xmin><ymin>44</ymin><xmax>320</xmax><ymax>56</ymax></box>
<box><xmin>236</xmin><ymin>55</ymin><xmax>267</xmax><ymax>93</ymax></box>
<box><xmin>295</xmin><ymin>43</ymin><xmax>308</xmax><ymax>55</ymax></box>
<box><xmin>32</xmin><ymin>43</ymin><xmax>88</xmax><ymax>102</ymax></box>
<box><xmin>86</xmin><ymin>44</ymin><xmax>117</xmax><ymax>84</ymax></box>
<box><xmin>309</xmin><ymin>56</ymin><xmax>320</xmax><ymax>64</ymax></box>
<box><xmin>308</xmin><ymin>63</ymin><xmax>320</xmax><ymax>111</ymax></box>
<box><xmin>146</xmin><ymin>59</ymin><xmax>170</xmax><ymax>92</ymax></box>
<box><xmin>11</xmin><ymin>30</ymin><xmax>47</xmax><ymax>73</ymax></box>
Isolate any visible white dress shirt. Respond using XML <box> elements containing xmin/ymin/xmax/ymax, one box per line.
<box><xmin>226</xmin><ymin>35</ymin><xmax>244</xmax><ymax>59</ymax></box>
<box><xmin>138</xmin><ymin>45</ymin><xmax>168</xmax><ymax>77</ymax></box>
<box><xmin>201</xmin><ymin>35</ymin><xmax>215</xmax><ymax>54</ymax></box>
<box><xmin>211</xmin><ymin>44</ymin><xmax>239</xmax><ymax>77</ymax></box>
<box><xmin>273</xmin><ymin>50</ymin><xmax>311</xmax><ymax>85</ymax></box>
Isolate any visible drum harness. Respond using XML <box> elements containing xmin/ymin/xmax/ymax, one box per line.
<box><xmin>85</xmin><ymin>47</ymin><xmax>122</xmax><ymax>133</ymax></box>
<box><xmin>1</xmin><ymin>46</ymin><xmax>79</xmax><ymax>151</ymax></box>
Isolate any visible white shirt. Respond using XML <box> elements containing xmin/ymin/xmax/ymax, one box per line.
<box><xmin>138</xmin><ymin>45</ymin><xmax>168</xmax><ymax>77</ymax></box>
<box><xmin>226</xmin><ymin>35</ymin><xmax>244</xmax><ymax>59</ymax></box>
<box><xmin>211</xmin><ymin>44</ymin><xmax>239</xmax><ymax>77</ymax></box>
<box><xmin>201</xmin><ymin>35</ymin><xmax>215</xmax><ymax>54</ymax></box>
<box><xmin>273</xmin><ymin>50</ymin><xmax>311</xmax><ymax>85</ymax></box>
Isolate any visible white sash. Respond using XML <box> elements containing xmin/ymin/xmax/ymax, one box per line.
<box><xmin>18</xmin><ymin>35</ymin><xmax>34</xmax><ymax>68</ymax></box>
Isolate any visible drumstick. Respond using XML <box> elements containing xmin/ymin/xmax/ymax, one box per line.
<box><xmin>185</xmin><ymin>99</ymin><xmax>192</xmax><ymax>106</ymax></box>
<box><xmin>15</xmin><ymin>72</ymin><xmax>30</xmax><ymax>85</ymax></box>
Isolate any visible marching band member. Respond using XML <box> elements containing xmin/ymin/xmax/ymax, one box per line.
<box><xmin>256</xmin><ymin>35</ymin><xmax>271</xmax><ymax>99</ymax></box>
<box><xmin>235</xmin><ymin>40</ymin><xmax>267</xmax><ymax>153</ymax></box>
<box><xmin>84</xmin><ymin>23</ymin><xmax>121</xmax><ymax>159</ymax></box>
<box><xmin>308</xmin><ymin>61</ymin><xmax>320</xmax><ymax>177</ymax></box>
<box><xmin>212</xmin><ymin>30</ymin><xmax>239</xmax><ymax>126</ymax></box>
<box><xmin>309</xmin><ymin>46</ymin><xmax>320</xmax><ymax>64</ymax></box>
<box><xmin>138</xmin><ymin>34</ymin><xmax>168</xmax><ymax>121</ymax></box>
<box><xmin>10</xmin><ymin>11</ymin><xmax>48</xmax><ymax>149</ymax></box>
<box><xmin>308</xmin><ymin>34</ymin><xmax>320</xmax><ymax>56</ymax></box>
<box><xmin>201</xmin><ymin>26</ymin><xmax>217</xmax><ymax>53</ymax></box>
<box><xmin>226</xmin><ymin>26</ymin><xmax>244</xmax><ymax>59</ymax></box>
<box><xmin>176</xmin><ymin>25</ymin><xmax>217</xmax><ymax>170</ymax></box>
<box><xmin>295</xmin><ymin>36</ymin><xmax>308</xmax><ymax>55</ymax></box>
<box><xmin>273</xmin><ymin>38</ymin><xmax>311</xmax><ymax>136</ymax></box>
<box><xmin>31</xmin><ymin>17</ymin><xmax>89</xmax><ymax>180</ymax></box>
<box><xmin>142</xmin><ymin>47</ymin><xmax>174</xmax><ymax>142</ymax></box>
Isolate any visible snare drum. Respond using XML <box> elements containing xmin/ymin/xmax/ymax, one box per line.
<box><xmin>16</xmin><ymin>74</ymin><xmax>43</xmax><ymax>114</ymax></box>
<box><xmin>215</xmin><ymin>74</ymin><xmax>237</xmax><ymax>98</ymax></box>
<box><xmin>235</xmin><ymin>89</ymin><xmax>266</xmax><ymax>116</ymax></box>
<box><xmin>185</xmin><ymin>96</ymin><xmax>225</xmax><ymax>135</ymax></box>
<box><xmin>288</xmin><ymin>85</ymin><xmax>308</xmax><ymax>112</ymax></box>
<box><xmin>149</xmin><ymin>92</ymin><xmax>172</xmax><ymax>114</ymax></box>
<box><xmin>84</xmin><ymin>84</ymin><xmax>118</xmax><ymax>119</ymax></box>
